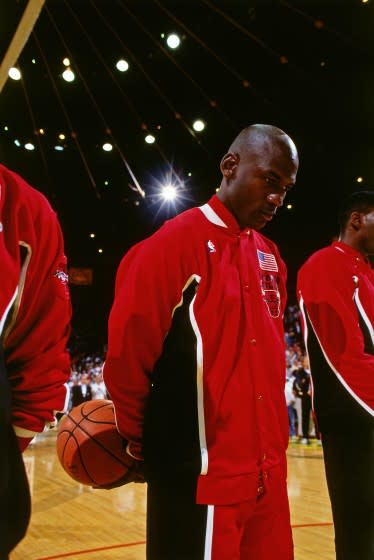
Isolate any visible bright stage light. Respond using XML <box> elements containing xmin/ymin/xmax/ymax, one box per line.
<box><xmin>161</xmin><ymin>185</ymin><xmax>177</xmax><ymax>201</ymax></box>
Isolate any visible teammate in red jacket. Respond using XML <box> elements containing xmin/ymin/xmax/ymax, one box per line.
<box><xmin>297</xmin><ymin>191</ymin><xmax>374</xmax><ymax>560</ymax></box>
<box><xmin>104</xmin><ymin>124</ymin><xmax>299</xmax><ymax>560</ymax></box>
<box><xmin>0</xmin><ymin>164</ymin><xmax>71</xmax><ymax>557</ymax></box>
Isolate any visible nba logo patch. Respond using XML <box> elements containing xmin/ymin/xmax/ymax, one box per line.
<box><xmin>207</xmin><ymin>240</ymin><xmax>216</xmax><ymax>253</ymax></box>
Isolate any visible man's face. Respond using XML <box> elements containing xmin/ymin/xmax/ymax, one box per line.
<box><xmin>221</xmin><ymin>143</ymin><xmax>298</xmax><ymax>230</ymax></box>
<box><xmin>361</xmin><ymin>209</ymin><xmax>374</xmax><ymax>255</ymax></box>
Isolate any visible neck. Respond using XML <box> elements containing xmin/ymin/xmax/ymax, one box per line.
<box><xmin>339</xmin><ymin>233</ymin><xmax>368</xmax><ymax>258</ymax></box>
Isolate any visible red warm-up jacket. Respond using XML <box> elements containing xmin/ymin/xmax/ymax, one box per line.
<box><xmin>0</xmin><ymin>164</ymin><xmax>71</xmax><ymax>439</ymax></box>
<box><xmin>104</xmin><ymin>195</ymin><xmax>289</xmax><ymax>504</ymax></box>
<box><xmin>297</xmin><ymin>241</ymin><xmax>374</xmax><ymax>431</ymax></box>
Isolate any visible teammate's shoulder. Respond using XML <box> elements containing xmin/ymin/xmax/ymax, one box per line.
<box><xmin>0</xmin><ymin>164</ymin><xmax>54</xmax><ymax>217</ymax></box>
<box><xmin>299</xmin><ymin>244</ymin><xmax>339</xmax><ymax>271</ymax></box>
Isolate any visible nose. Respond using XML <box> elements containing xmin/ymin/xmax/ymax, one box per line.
<box><xmin>266</xmin><ymin>192</ymin><xmax>285</xmax><ymax>208</ymax></box>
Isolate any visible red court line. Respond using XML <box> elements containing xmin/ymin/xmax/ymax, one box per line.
<box><xmin>292</xmin><ymin>522</ymin><xmax>333</xmax><ymax>528</ymax></box>
<box><xmin>36</xmin><ymin>541</ymin><xmax>146</xmax><ymax>560</ymax></box>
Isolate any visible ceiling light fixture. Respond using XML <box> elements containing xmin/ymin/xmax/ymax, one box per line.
<box><xmin>193</xmin><ymin>119</ymin><xmax>205</xmax><ymax>132</ymax></box>
<box><xmin>166</xmin><ymin>34</ymin><xmax>181</xmax><ymax>49</ymax></box>
<box><xmin>8</xmin><ymin>67</ymin><xmax>21</xmax><ymax>80</ymax></box>
<box><xmin>62</xmin><ymin>67</ymin><xmax>75</xmax><ymax>82</ymax></box>
<box><xmin>116</xmin><ymin>59</ymin><xmax>129</xmax><ymax>72</ymax></box>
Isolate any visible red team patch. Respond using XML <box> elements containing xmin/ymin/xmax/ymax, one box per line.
<box><xmin>261</xmin><ymin>272</ymin><xmax>281</xmax><ymax>318</ymax></box>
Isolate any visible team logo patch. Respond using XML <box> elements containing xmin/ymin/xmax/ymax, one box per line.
<box><xmin>54</xmin><ymin>269</ymin><xmax>69</xmax><ymax>284</ymax></box>
<box><xmin>54</xmin><ymin>264</ymin><xmax>70</xmax><ymax>301</ymax></box>
<box><xmin>207</xmin><ymin>240</ymin><xmax>216</xmax><ymax>253</ymax></box>
<box><xmin>53</xmin><ymin>261</ymin><xmax>70</xmax><ymax>300</ymax></box>
<box><xmin>261</xmin><ymin>273</ymin><xmax>281</xmax><ymax>318</ymax></box>
<box><xmin>257</xmin><ymin>250</ymin><xmax>278</xmax><ymax>272</ymax></box>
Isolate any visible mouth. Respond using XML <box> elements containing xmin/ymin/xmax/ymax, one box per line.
<box><xmin>261</xmin><ymin>211</ymin><xmax>276</xmax><ymax>222</ymax></box>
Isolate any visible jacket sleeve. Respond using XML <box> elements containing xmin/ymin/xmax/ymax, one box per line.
<box><xmin>4</xmin><ymin>190</ymin><xmax>72</xmax><ymax>437</ymax></box>
<box><xmin>297</xmin><ymin>254</ymin><xmax>374</xmax><ymax>416</ymax></box>
<box><xmin>103</xmin><ymin>220</ymin><xmax>194</xmax><ymax>444</ymax></box>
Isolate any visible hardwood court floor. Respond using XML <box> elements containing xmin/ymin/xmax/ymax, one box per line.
<box><xmin>11</xmin><ymin>431</ymin><xmax>334</xmax><ymax>560</ymax></box>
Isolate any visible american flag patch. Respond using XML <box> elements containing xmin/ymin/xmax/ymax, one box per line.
<box><xmin>257</xmin><ymin>250</ymin><xmax>278</xmax><ymax>272</ymax></box>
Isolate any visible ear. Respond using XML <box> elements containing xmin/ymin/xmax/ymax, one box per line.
<box><xmin>350</xmin><ymin>211</ymin><xmax>363</xmax><ymax>231</ymax></box>
<box><xmin>220</xmin><ymin>152</ymin><xmax>240</xmax><ymax>179</ymax></box>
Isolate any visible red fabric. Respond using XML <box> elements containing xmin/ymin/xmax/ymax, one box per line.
<box><xmin>0</xmin><ymin>164</ymin><xmax>71</xmax><ymax>434</ymax></box>
<box><xmin>209</xmin><ymin>465</ymin><xmax>293</xmax><ymax>560</ymax></box>
<box><xmin>17</xmin><ymin>437</ymin><xmax>33</xmax><ymax>453</ymax></box>
<box><xmin>104</xmin><ymin>195</ymin><xmax>289</xmax><ymax>504</ymax></box>
<box><xmin>297</xmin><ymin>241</ymin><xmax>374</xmax><ymax>415</ymax></box>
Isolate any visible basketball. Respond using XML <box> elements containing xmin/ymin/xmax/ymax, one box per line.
<box><xmin>56</xmin><ymin>399</ymin><xmax>137</xmax><ymax>487</ymax></box>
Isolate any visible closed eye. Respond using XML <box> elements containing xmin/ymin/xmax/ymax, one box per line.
<box><xmin>265</xmin><ymin>177</ymin><xmax>294</xmax><ymax>193</ymax></box>
<box><xmin>265</xmin><ymin>176</ymin><xmax>277</xmax><ymax>185</ymax></box>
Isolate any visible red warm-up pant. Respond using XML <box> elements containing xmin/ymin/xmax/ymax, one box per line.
<box><xmin>146</xmin><ymin>464</ymin><xmax>293</xmax><ymax>560</ymax></box>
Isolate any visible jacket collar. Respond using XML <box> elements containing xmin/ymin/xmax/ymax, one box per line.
<box><xmin>332</xmin><ymin>240</ymin><xmax>371</xmax><ymax>267</ymax></box>
<box><xmin>199</xmin><ymin>195</ymin><xmax>241</xmax><ymax>233</ymax></box>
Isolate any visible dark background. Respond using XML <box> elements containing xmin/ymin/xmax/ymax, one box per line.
<box><xmin>1</xmin><ymin>0</ymin><xmax>373</xmax><ymax>350</ymax></box>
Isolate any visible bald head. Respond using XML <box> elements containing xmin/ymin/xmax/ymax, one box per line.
<box><xmin>228</xmin><ymin>124</ymin><xmax>299</xmax><ymax>167</ymax></box>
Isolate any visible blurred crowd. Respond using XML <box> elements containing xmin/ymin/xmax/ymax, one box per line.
<box><xmin>67</xmin><ymin>353</ymin><xmax>108</xmax><ymax>409</ymax></box>
<box><xmin>284</xmin><ymin>305</ymin><xmax>319</xmax><ymax>445</ymax></box>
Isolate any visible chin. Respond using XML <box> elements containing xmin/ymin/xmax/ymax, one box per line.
<box><xmin>254</xmin><ymin>220</ymin><xmax>267</xmax><ymax>231</ymax></box>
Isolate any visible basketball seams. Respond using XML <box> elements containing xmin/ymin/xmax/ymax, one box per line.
<box><xmin>58</xmin><ymin>425</ymin><xmax>129</xmax><ymax>468</ymax></box>
<box><xmin>61</xmin><ymin>430</ymin><xmax>98</xmax><ymax>485</ymax></box>
<box><xmin>80</xmin><ymin>400</ymin><xmax>115</xmax><ymax>420</ymax></box>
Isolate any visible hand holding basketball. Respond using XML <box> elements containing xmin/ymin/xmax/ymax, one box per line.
<box><xmin>56</xmin><ymin>399</ymin><xmax>144</xmax><ymax>488</ymax></box>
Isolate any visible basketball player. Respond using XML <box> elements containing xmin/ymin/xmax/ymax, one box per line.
<box><xmin>0</xmin><ymin>164</ymin><xmax>71</xmax><ymax>558</ymax></box>
<box><xmin>297</xmin><ymin>191</ymin><xmax>374</xmax><ymax>560</ymax></box>
<box><xmin>104</xmin><ymin>124</ymin><xmax>299</xmax><ymax>560</ymax></box>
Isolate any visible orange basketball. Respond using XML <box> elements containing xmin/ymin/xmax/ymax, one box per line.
<box><xmin>56</xmin><ymin>399</ymin><xmax>134</xmax><ymax>487</ymax></box>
